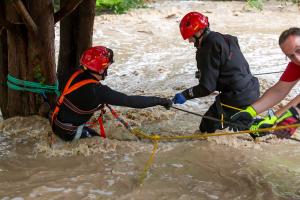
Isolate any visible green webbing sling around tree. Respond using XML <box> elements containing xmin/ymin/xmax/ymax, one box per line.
<box><xmin>6</xmin><ymin>74</ymin><xmax>60</xmax><ymax>96</ymax></box>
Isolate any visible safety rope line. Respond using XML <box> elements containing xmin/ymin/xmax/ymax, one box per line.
<box><xmin>253</xmin><ymin>71</ymin><xmax>284</xmax><ymax>76</ymax></box>
<box><xmin>171</xmin><ymin>106</ymin><xmax>249</xmax><ymax>129</ymax></box>
<box><xmin>220</xmin><ymin>102</ymin><xmax>265</xmax><ymax>117</ymax></box>
<box><xmin>85</xmin><ymin>104</ymin><xmax>300</xmax><ymax>185</ymax></box>
<box><xmin>139</xmin><ymin>139</ymin><xmax>159</xmax><ymax>186</ymax></box>
<box><xmin>6</xmin><ymin>74</ymin><xmax>60</xmax><ymax>96</ymax></box>
<box><xmin>129</xmin><ymin>123</ymin><xmax>300</xmax><ymax>141</ymax></box>
<box><xmin>220</xmin><ymin>103</ymin><xmax>242</xmax><ymax>111</ymax></box>
<box><xmin>105</xmin><ymin>104</ymin><xmax>300</xmax><ymax>185</ymax></box>
<box><xmin>132</xmin><ymin>122</ymin><xmax>300</xmax><ymax>185</ymax></box>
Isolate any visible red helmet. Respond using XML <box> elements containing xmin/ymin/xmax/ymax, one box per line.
<box><xmin>179</xmin><ymin>12</ymin><xmax>209</xmax><ymax>40</ymax></box>
<box><xmin>80</xmin><ymin>46</ymin><xmax>113</xmax><ymax>74</ymax></box>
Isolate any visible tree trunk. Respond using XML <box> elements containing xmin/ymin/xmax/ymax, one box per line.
<box><xmin>0</xmin><ymin>1</ymin><xmax>8</xmax><ymax>119</ymax></box>
<box><xmin>57</xmin><ymin>0</ymin><xmax>95</xmax><ymax>90</ymax></box>
<box><xmin>5</xmin><ymin>0</ymin><xmax>56</xmax><ymax>117</ymax></box>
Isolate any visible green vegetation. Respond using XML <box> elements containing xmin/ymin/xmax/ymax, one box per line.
<box><xmin>246</xmin><ymin>0</ymin><xmax>264</xmax><ymax>10</ymax></box>
<box><xmin>246</xmin><ymin>0</ymin><xmax>299</xmax><ymax>10</ymax></box>
<box><xmin>52</xmin><ymin>0</ymin><xmax>145</xmax><ymax>14</ymax></box>
<box><xmin>96</xmin><ymin>0</ymin><xmax>145</xmax><ymax>14</ymax></box>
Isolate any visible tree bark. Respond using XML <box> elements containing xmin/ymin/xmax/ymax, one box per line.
<box><xmin>54</xmin><ymin>0</ymin><xmax>84</xmax><ymax>24</ymax></box>
<box><xmin>13</xmin><ymin>0</ymin><xmax>38</xmax><ymax>35</ymax></box>
<box><xmin>57</xmin><ymin>0</ymin><xmax>95</xmax><ymax>90</ymax></box>
<box><xmin>5</xmin><ymin>0</ymin><xmax>56</xmax><ymax>117</ymax></box>
<box><xmin>0</xmin><ymin>1</ymin><xmax>8</xmax><ymax>119</ymax></box>
<box><xmin>6</xmin><ymin>2</ymin><xmax>27</xmax><ymax>117</ymax></box>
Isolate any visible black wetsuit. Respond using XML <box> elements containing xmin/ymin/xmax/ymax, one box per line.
<box><xmin>182</xmin><ymin>31</ymin><xmax>260</xmax><ymax>133</ymax></box>
<box><xmin>52</xmin><ymin>69</ymin><xmax>168</xmax><ymax>141</ymax></box>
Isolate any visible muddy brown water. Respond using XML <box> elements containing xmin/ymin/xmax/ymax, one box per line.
<box><xmin>1</xmin><ymin>1</ymin><xmax>300</xmax><ymax>199</ymax></box>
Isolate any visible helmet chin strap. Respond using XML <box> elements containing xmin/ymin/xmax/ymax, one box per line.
<box><xmin>193</xmin><ymin>27</ymin><xmax>210</xmax><ymax>48</ymax></box>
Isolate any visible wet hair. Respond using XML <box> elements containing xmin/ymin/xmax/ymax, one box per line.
<box><xmin>278</xmin><ymin>27</ymin><xmax>300</xmax><ymax>45</ymax></box>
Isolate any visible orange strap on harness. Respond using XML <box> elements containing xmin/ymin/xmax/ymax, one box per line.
<box><xmin>51</xmin><ymin>69</ymin><xmax>108</xmax><ymax>137</ymax></box>
<box><xmin>97</xmin><ymin>108</ymin><xmax>107</xmax><ymax>138</ymax></box>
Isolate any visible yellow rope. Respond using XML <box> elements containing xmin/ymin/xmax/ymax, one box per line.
<box><xmin>220</xmin><ymin>103</ymin><xmax>243</xmax><ymax>111</ymax></box>
<box><xmin>132</xmin><ymin>123</ymin><xmax>300</xmax><ymax>185</ymax></box>
<box><xmin>139</xmin><ymin>139</ymin><xmax>159</xmax><ymax>185</ymax></box>
<box><xmin>132</xmin><ymin>123</ymin><xmax>300</xmax><ymax>141</ymax></box>
<box><xmin>221</xmin><ymin>103</ymin><xmax>265</xmax><ymax>117</ymax></box>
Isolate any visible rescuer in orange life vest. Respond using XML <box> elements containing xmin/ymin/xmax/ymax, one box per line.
<box><xmin>51</xmin><ymin>46</ymin><xmax>172</xmax><ymax>141</ymax></box>
<box><xmin>172</xmin><ymin>12</ymin><xmax>260</xmax><ymax>133</ymax></box>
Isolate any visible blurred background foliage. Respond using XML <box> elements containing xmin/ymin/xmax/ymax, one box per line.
<box><xmin>52</xmin><ymin>0</ymin><xmax>146</xmax><ymax>14</ymax></box>
<box><xmin>96</xmin><ymin>0</ymin><xmax>146</xmax><ymax>14</ymax></box>
<box><xmin>53</xmin><ymin>0</ymin><xmax>299</xmax><ymax>14</ymax></box>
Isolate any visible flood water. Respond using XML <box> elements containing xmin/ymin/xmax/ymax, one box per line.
<box><xmin>1</xmin><ymin>1</ymin><xmax>300</xmax><ymax>199</ymax></box>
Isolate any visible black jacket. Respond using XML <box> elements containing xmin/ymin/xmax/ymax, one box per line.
<box><xmin>183</xmin><ymin>31</ymin><xmax>259</xmax><ymax>107</ymax></box>
<box><xmin>56</xmin><ymin>70</ymin><xmax>165</xmax><ymax>127</ymax></box>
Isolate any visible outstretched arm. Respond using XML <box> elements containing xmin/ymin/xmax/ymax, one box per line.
<box><xmin>98</xmin><ymin>85</ymin><xmax>171</xmax><ymax>109</ymax></box>
<box><xmin>252</xmin><ymin>80</ymin><xmax>297</xmax><ymax>114</ymax></box>
<box><xmin>275</xmin><ymin>94</ymin><xmax>300</xmax><ymax>116</ymax></box>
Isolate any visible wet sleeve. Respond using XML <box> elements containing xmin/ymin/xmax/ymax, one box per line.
<box><xmin>94</xmin><ymin>85</ymin><xmax>163</xmax><ymax>108</ymax></box>
<box><xmin>181</xmin><ymin>84</ymin><xmax>211</xmax><ymax>99</ymax></box>
<box><xmin>196</xmin><ymin>41</ymin><xmax>223</xmax><ymax>92</ymax></box>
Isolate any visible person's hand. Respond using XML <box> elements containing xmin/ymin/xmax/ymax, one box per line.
<box><xmin>249</xmin><ymin>110</ymin><xmax>277</xmax><ymax>139</ymax></box>
<box><xmin>159</xmin><ymin>98</ymin><xmax>173</xmax><ymax>110</ymax></box>
<box><xmin>172</xmin><ymin>93</ymin><xmax>186</xmax><ymax>104</ymax></box>
<box><xmin>277</xmin><ymin>106</ymin><xmax>300</xmax><ymax>124</ymax></box>
<box><xmin>273</xmin><ymin>107</ymin><xmax>300</xmax><ymax>139</ymax></box>
<box><xmin>229</xmin><ymin>106</ymin><xmax>257</xmax><ymax>132</ymax></box>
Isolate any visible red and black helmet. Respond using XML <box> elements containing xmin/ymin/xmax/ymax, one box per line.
<box><xmin>80</xmin><ymin>46</ymin><xmax>114</xmax><ymax>74</ymax></box>
<box><xmin>179</xmin><ymin>12</ymin><xmax>209</xmax><ymax>40</ymax></box>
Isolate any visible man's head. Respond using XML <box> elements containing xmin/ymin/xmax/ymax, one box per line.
<box><xmin>279</xmin><ymin>27</ymin><xmax>300</xmax><ymax>65</ymax></box>
<box><xmin>179</xmin><ymin>12</ymin><xmax>209</xmax><ymax>47</ymax></box>
<box><xmin>80</xmin><ymin>46</ymin><xmax>114</xmax><ymax>80</ymax></box>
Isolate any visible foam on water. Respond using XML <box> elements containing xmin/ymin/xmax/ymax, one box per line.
<box><xmin>1</xmin><ymin>0</ymin><xmax>300</xmax><ymax>199</ymax></box>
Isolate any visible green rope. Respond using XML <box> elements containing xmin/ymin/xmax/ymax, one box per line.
<box><xmin>7</xmin><ymin>74</ymin><xmax>60</xmax><ymax>96</ymax></box>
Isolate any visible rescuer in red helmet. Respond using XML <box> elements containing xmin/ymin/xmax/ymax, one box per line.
<box><xmin>51</xmin><ymin>46</ymin><xmax>172</xmax><ymax>141</ymax></box>
<box><xmin>172</xmin><ymin>12</ymin><xmax>260</xmax><ymax>133</ymax></box>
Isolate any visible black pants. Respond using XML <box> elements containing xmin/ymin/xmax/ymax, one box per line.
<box><xmin>199</xmin><ymin>101</ymin><xmax>246</xmax><ymax>133</ymax></box>
<box><xmin>53</xmin><ymin>124</ymin><xmax>100</xmax><ymax>141</ymax></box>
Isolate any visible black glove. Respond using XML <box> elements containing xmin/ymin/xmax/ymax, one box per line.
<box><xmin>249</xmin><ymin>118</ymin><xmax>272</xmax><ymax>139</ymax></box>
<box><xmin>158</xmin><ymin>98</ymin><xmax>173</xmax><ymax>110</ymax></box>
<box><xmin>273</xmin><ymin>106</ymin><xmax>300</xmax><ymax>139</ymax></box>
<box><xmin>229</xmin><ymin>106</ymin><xmax>257</xmax><ymax>132</ymax></box>
<box><xmin>249</xmin><ymin>110</ymin><xmax>277</xmax><ymax>139</ymax></box>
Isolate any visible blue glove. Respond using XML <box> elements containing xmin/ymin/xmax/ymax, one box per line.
<box><xmin>172</xmin><ymin>93</ymin><xmax>186</xmax><ymax>104</ymax></box>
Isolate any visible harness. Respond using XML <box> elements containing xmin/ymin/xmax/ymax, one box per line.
<box><xmin>51</xmin><ymin>69</ymin><xmax>107</xmax><ymax>138</ymax></box>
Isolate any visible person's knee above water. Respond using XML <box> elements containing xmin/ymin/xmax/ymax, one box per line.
<box><xmin>51</xmin><ymin>46</ymin><xmax>173</xmax><ymax>141</ymax></box>
<box><xmin>229</xmin><ymin>27</ymin><xmax>300</xmax><ymax>139</ymax></box>
<box><xmin>172</xmin><ymin>12</ymin><xmax>260</xmax><ymax>133</ymax></box>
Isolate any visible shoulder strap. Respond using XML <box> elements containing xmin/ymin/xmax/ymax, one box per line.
<box><xmin>51</xmin><ymin>70</ymin><xmax>99</xmax><ymax>125</ymax></box>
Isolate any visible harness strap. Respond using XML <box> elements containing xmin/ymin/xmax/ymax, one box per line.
<box><xmin>53</xmin><ymin>118</ymin><xmax>78</xmax><ymax>132</ymax></box>
<box><xmin>51</xmin><ymin>69</ymin><xmax>99</xmax><ymax>126</ymax></box>
<box><xmin>73</xmin><ymin>125</ymin><xmax>85</xmax><ymax>141</ymax></box>
<box><xmin>97</xmin><ymin>109</ymin><xmax>106</xmax><ymax>138</ymax></box>
<box><xmin>64</xmin><ymin>98</ymin><xmax>99</xmax><ymax>114</ymax></box>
